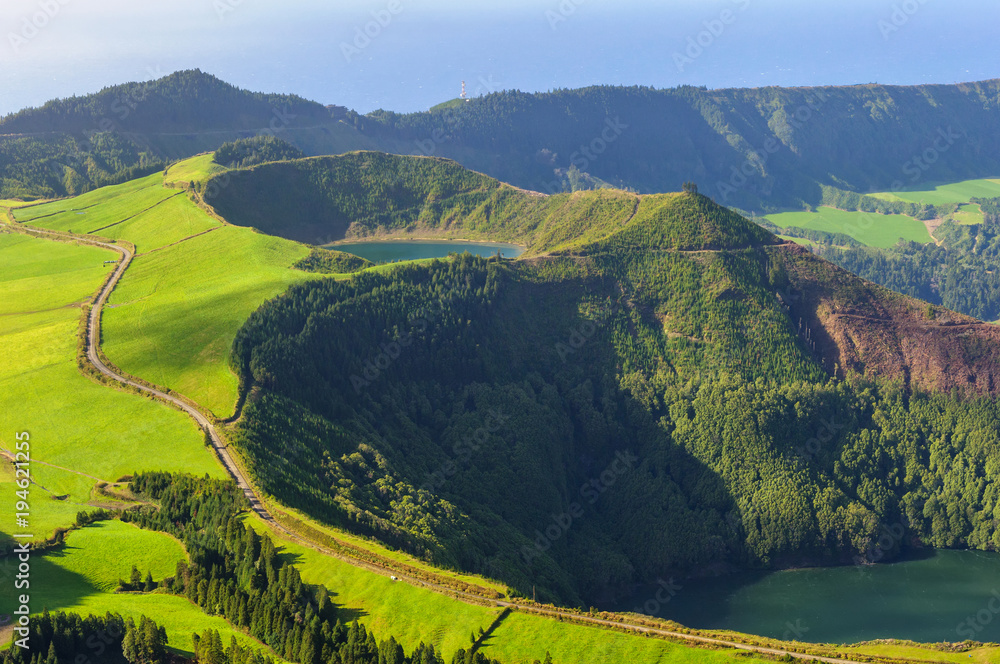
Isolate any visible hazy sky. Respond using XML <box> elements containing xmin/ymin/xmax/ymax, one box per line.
<box><xmin>2</xmin><ymin>0</ymin><xmax>999</xmax><ymax>116</ymax></box>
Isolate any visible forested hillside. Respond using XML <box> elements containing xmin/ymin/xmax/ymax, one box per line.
<box><xmin>6</xmin><ymin>70</ymin><xmax>1000</xmax><ymax>210</ymax></box>
<box><xmin>809</xmin><ymin>200</ymin><xmax>1000</xmax><ymax>322</ymax></box>
<box><xmin>202</xmin><ymin>151</ymin><xmax>778</xmax><ymax>252</ymax></box>
<box><xmin>355</xmin><ymin>81</ymin><xmax>1000</xmax><ymax>210</ymax></box>
<box><xmin>227</xmin><ymin>192</ymin><xmax>1000</xmax><ymax>604</ymax></box>
<box><xmin>0</xmin><ymin>70</ymin><xmax>369</xmax><ymax>200</ymax></box>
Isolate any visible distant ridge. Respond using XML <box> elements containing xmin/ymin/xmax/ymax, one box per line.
<box><xmin>5</xmin><ymin>70</ymin><xmax>1000</xmax><ymax>211</ymax></box>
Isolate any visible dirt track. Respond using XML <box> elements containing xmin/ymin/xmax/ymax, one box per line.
<box><xmin>5</xmin><ymin>219</ymin><xmax>874</xmax><ymax>664</ymax></box>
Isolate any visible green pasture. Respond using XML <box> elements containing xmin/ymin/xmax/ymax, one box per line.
<box><xmin>102</xmin><ymin>225</ymin><xmax>312</xmax><ymax>417</ymax></box>
<box><xmin>94</xmin><ymin>193</ymin><xmax>219</xmax><ymax>253</ymax></box>
<box><xmin>163</xmin><ymin>154</ymin><xmax>228</xmax><ymax>187</ymax></box>
<box><xmin>0</xmin><ymin>521</ymin><xmax>271</xmax><ymax>657</ymax></box>
<box><xmin>13</xmin><ymin>175</ymin><xmax>163</xmax><ymax>223</ymax></box>
<box><xmin>765</xmin><ymin>207</ymin><xmax>932</xmax><ymax>248</ymax></box>
<box><xmin>19</xmin><ymin>183</ymin><xmax>177</xmax><ymax>236</ymax></box>
<box><xmin>0</xmin><ymin>232</ymin><xmax>223</xmax><ymax>542</ymax></box>
<box><xmin>870</xmin><ymin>178</ymin><xmax>1000</xmax><ymax>206</ymax></box>
<box><xmin>947</xmin><ymin>203</ymin><xmax>984</xmax><ymax>225</ymax></box>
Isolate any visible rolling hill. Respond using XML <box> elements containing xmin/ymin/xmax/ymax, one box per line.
<box><xmin>214</xmin><ymin>156</ymin><xmax>1000</xmax><ymax>605</ymax></box>
<box><xmin>7</xmin><ymin>70</ymin><xmax>1000</xmax><ymax>215</ymax></box>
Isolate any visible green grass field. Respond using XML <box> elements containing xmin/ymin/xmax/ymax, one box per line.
<box><xmin>103</xmin><ymin>224</ymin><xmax>312</xmax><ymax>416</ymax></box>
<box><xmin>870</xmin><ymin>178</ymin><xmax>1000</xmax><ymax>206</ymax></box>
<box><xmin>18</xmin><ymin>181</ymin><xmax>178</xmax><ymax>237</ymax></box>
<box><xmin>948</xmin><ymin>203</ymin><xmax>985</xmax><ymax>225</ymax></box>
<box><xmin>13</xmin><ymin>175</ymin><xmax>163</xmax><ymax>222</ymax></box>
<box><xmin>0</xmin><ymin>521</ymin><xmax>273</xmax><ymax>657</ymax></box>
<box><xmin>484</xmin><ymin>612</ymin><xmax>751</xmax><ymax>664</ymax></box>
<box><xmin>163</xmin><ymin>154</ymin><xmax>228</xmax><ymax>187</ymax></box>
<box><xmin>0</xmin><ymin>232</ymin><xmax>224</xmax><ymax>542</ymax></box>
<box><xmin>264</xmin><ymin>501</ymin><xmax>509</xmax><ymax>595</ymax></box>
<box><xmin>93</xmin><ymin>193</ymin><xmax>219</xmax><ymax>253</ymax></box>
<box><xmin>10</xmin><ymin>167</ymin><xmax>315</xmax><ymax>418</ymax></box>
<box><xmin>765</xmin><ymin>206</ymin><xmax>932</xmax><ymax>248</ymax></box>
<box><xmin>246</xmin><ymin>514</ymin><xmax>772</xmax><ymax>664</ymax></box>
<box><xmin>843</xmin><ymin>641</ymin><xmax>999</xmax><ymax>664</ymax></box>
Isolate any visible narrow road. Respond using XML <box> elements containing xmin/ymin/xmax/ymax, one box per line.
<box><xmin>9</xmin><ymin>221</ymin><xmax>870</xmax><ymax>664</ymax></box>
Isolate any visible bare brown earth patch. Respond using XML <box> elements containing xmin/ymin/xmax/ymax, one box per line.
<box><xmin>772</xmin><ymin>243</ymin><xmax>1000</xmax><ymax>395</ymax></box>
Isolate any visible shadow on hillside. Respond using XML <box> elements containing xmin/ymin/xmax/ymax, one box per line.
<box><xmin>0</xmin><ymin>547</ymin><xmax>99</xmax><ymax>616</ymax></box>
<box><xmin>272</xmin><ymin>543</ymin><xmax>367</xmax><ymax>623</ymax></box>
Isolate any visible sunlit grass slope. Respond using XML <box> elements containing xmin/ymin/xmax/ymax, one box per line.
<box><xmin>0</xmin><ymin>232</ymin><xmax>223</xmax><ymax>542</ymax></box>
<box><xmin>0</xmin><ymin>521</ymin><xmax>267</xmax><ymax>657</ymax></box>
<box><xmin>765</xmin><ymin>206</ymin><xmax>932</xmax><ymax>248</ymax></box>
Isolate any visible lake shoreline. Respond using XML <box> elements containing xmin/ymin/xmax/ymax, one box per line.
<box><xmin>327</xmin><ymin>239</ymin><xmax>526</xmax><ymax>264</ymax></box>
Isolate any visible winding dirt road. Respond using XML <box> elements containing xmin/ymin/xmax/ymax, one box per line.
<box><xmin>9</xmin><ymin>220</ymin><xmax>869</xmax><ymax>664</ymax></box>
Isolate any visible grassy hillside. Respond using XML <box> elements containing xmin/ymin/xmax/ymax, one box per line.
<box><xmin>11</xmin><ymin>165</ymin><xmax>318</xmax><ymax>417</ymax></box>
<box><xmin>163</xmin><ymin>153</ymin><xmax>228</xmax><ymax>187</ymax></box>
<box><xmin>0</xmin><ymin>231</ymin><xmax>223</xmax><ymax>544</ymax></box>
<box><xmin>764</xmin><ymin>207</ymin><xmax>933</xmax><ymax>248</ymax></box>
<box><xmin>203</xmin><ymin>152</ymin><xmax>777</xmax><ymax>254</ymax></box>
<box><xmin>102</xmin><ymin>223</ymin><xmax>312</xmax><ymax>416</ymax></box>
<box><xmin>0</xmin><ymin>521</ymin><xmax>270</xmax><ymax>656</ymax></box>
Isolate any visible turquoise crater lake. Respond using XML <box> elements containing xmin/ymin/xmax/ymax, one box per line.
<box><xmin>329</xmin><ymin>240</ymin><xmax>524</xmax><ymax>263</ymax></box>
<box><xmin>612</xmin><ymin>549</ymin><xmax>1000</xmax><ymax>643</ymax></box>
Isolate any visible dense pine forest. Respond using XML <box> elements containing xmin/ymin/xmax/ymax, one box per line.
<box><xmin>354</xmin><ymin>81</ymin><xmax>1000</xmax><ymax>209</ymax></box>
<box><xmin>226</xmin><ymin>195</ymin><xmax>1000</xmax><ymax>604</ymax></box>
<box><xmin>0</xmin><ymin>71</ymin><xmax>353</xmax><ymax>200</ymax></box>
<box><xmin>1</xmin><ymin>612</ymin><xmax>169</xmax><ymax>664</ymax></box>
<box><xmin>6</xmin><ymin>70</ymin><xmax>1000</xmax><ymax>210</ymax></box>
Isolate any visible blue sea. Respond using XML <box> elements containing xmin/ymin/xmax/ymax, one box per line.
<box><xmin>2</xmin><ymin>0</ymin><xmax>999</xmax><ymax>117</ymax></box>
